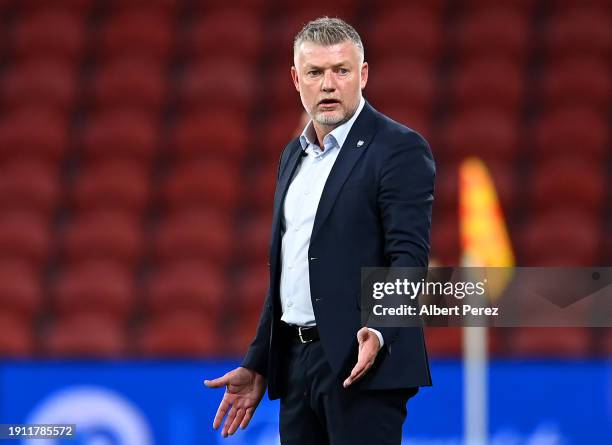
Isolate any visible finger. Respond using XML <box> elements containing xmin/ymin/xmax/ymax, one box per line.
<box><xmin>222</xmin><ymin>406</ymin><xmax>238</xmax><ymax>438</ymax></box>
<box><xmin>240</xmin><ymin>408</ymin><xmax>255</xmax><ymax>430</ymax></box>
<box><xmin>212</xmin><ymin>397</ymin><xmax>230</xmax><ymax>430</ymax></box>
<box><xmin>204</xmin><ymin>374</ymin><xmax>228</xmax><ymax>389</ymax></box>
<box><xmin>345</xmin><ymin>363</ymin><xmax>370</xmax><ymax>387</ymax></box>
<box><xmin>344</xmin><ymin>358</ymin><xmax>375</xmax><ymax>387</ymax></box>
<box><xmin>227</xmin><ymin>408</ymin><xmax>245</xmax><ymax>436</ymax></box>
<box><xmin>351</xmin><ymin>362</ymin><xmax>372</xmax><ymax>383</ymax></box>
<box><xmin>343</xmin><ymin>362</ymin><xmax>365</xmax><ymax>387</ymax></box>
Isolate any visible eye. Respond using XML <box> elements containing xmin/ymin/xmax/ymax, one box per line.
<box><xmin>308</xmin><ymin>70</ymin><xmax>321</xmax><ymax>76</ymax></box>
<box><xmin>338</xmin><ymin>68</ymin><xmax>349</xmax><ymax>75</ymax></box>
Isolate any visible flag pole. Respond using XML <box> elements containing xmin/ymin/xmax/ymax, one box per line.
<box><xmin>459</xmin><ymin>158</ymin><xmax>515</xmax><ymax>445</ymax></box>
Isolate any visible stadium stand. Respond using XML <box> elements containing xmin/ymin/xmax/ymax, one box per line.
<box><xmin>0</xmin><ymin>0</ymin><xmax>608</xmax><ymax>359</ymax></box>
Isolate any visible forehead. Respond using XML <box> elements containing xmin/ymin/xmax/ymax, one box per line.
<box><xmin>294</xmin><ymin>41</ymin><xmax>361</xmax><ymax>67</ymax></box>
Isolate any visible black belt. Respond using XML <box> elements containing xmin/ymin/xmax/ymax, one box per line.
<box><xmin>282</xmin><ymin>322</ymin><xmax>320</xmax><ymax>344</ymax></box>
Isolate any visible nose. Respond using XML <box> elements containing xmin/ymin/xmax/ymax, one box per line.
<box><xmin>321</xmin><ymin>70</ymin><xmax>336</xmax><ymax>93</ymax></box>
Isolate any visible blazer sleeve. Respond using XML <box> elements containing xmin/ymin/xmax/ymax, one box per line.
<box><xmin>240</xmin><ymin>140</ymin><xmax>298</xmax><ymax>376</ymax></box>
<box><xmin>241</xmin><ymin>288</ymin><xmax>273</xmax><ymax>376</ymax></box>
<box><xmin>373</xmin><ymin>136</ymin><xmax>436</xmax><ymax>346</ymax></box>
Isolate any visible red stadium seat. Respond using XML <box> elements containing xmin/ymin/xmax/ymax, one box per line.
<box><xmin>185</xmin><ymin>11</ymin><xmax>264</xmax><ymax>63</ymax></box>
<box><xmin>518</xmin><ymin>210</ymin><xmax>600</xmax><ymax>266</ymax></box>
<box><xmin>544</xmin><ymin>7</ymin><xmax>612</xmax><ymax>61</ymax></box>
<box><xmin>369</xmin><ymin>0</ymin><xmax>447</xmax><ymax>15</ymax></box>
<box><xmin>71</xmin><ymin>160</ymin><xmax>151</xmax><ymax>216</ymax></box>
<box><xmin>161</xmin><ymin>159</ymin><xmax>242</xmax><ymax>214</ymax></box>
<box><xmin>259</xmin><ymin>108</ymin><xmax>305</xmax><ymax>160</ymax></box>
<box><xmin>191</xmin><ymin>0</ymin><xmax>269</xmax><ymax>14</ymax></box>
<box><xmin>0</xmin><ymin>260</ymin><xmax>42</xmax><ymax>322</ymax></box>
<box><xmin>247</xmin><ymin>163</ymin><xmax>277</xmax><ymax>213</ymax></box>
<box><xmin>434</xmin><ymin>161</ymin><xmax>517</xmax><ymax>216</ymax></box>
<box><xmin>171</xmin><ymin>111</ymin><xmax>249</xmax><ymax>162</ymax></box>
<box><xmin>374</xmin><ymin>106</ymin><xmax>431</xmax><ymax>141</ymax></box>
<box><xmin>528</xmin><ymin>158</ymin><xmax>606</xmax><ymax>215</ymax></box>
<box><xmin>239</xmin><ymin>215</ymin><xmax>273</xmax><ymax>264</ymax></box>
<box><xmin>431</xmin><ymin>164</ymin><xmax>459</xmax><ymax>218</ymax></box>
<box><xmin>554</xmin><ymin>0</ymin><xmax>612</xmax><ymax>8</ymax></box>
<box><xmin>137</xmin><ymin>311</ymin><xmax>222</xmax><ymax>357</ymax></box>
<box><xmin>367</xmin><ymin>60</ymin><xmax>436</xmax><ymax>115</ymax></box>
<box><xmin>461</xmin><ymin>0</ymin><xmax>535</xmax><ymax>13</ymax></box>
<box><xmin>600</xmin><ymin>329</ymin><xmax>612</xmax><ymax>356</ymax></box>
<box><xmin>153</xmin><ymin>210</ymin><xmax>234</xmax><ymax>266</ymax></box>
<box><xmin>54</xmin><ymin>262</ymin><xmax>135</xmax><ymax>322</ymax></box>
<box><xmin>11</xmin><ymin>9</ymin><xmax>86</xmax><ymax>62</ymax></box>
<box><xmin>424</xmin><ymin>327</ymin><xmax>462</xmax><ymax>357</ymax></box>
<box><xmin>106</xmin><ymin>0</ymin><xmax>180</xmax><ymax>13</ymax></box>
<box><xmin>441</xmin><ymin>110</ymin><xmax>520</xmax><ymax>164</ymax></box>
<box><xmin>507</xmin><ymin>327</ymin><xmax>591</xmax><ymax>358</ymax></box>
<box><xmin>0</xmin><ymin>108</ymin><xmax>68</xmax><ymax>164</ymax></box>
<box><xmin>1</xmin><ymin>59</ymin><xmax>77</xmax><ymax>113</ymax></box>
<box><xmin>366</xmin><ymin>6</ymin><xmax>443</xmax><ymax>64</ymax></box>
<box><xmin>17</xmin><ymin>0</ymin><xmax>93</xmax><ymax>13</ymax></box>
<box><xmin>0</xmin><ymin>314</ymin><xmax>35</xmax><ymax>357</ymax></box>
<box><xmin>283</xmin><ymin>0</ymin><xmax>358</xmax><ymax>13</ymax></box>
<box><xmin>604</xmin><ymin>230</ymin><xmax>612</xmax><ymax>265</ymax></box>
<box><xmin>97</xmin><ymin>8</ymin><xmax>174</xmax><ymax>62</ymax></box>
<box><xmin>62</xmin><ymin>212</ymin><xmax>144</xmax><ymax>268</ymax></box>
<box><xmin>81</xmin><ymin>110</ymin><xmax>158</xmax><ymax>163</ymax></box>
<box><xmin>430</xmin><ymin>217</ymin><xmax>459</xmax><ymax>266</ymax></box>
<box><xmin>235</xmin><ymin>263</ymin><xmax>269</xmax><ymax>314</ymax></box>
<box><xmin>454</xmin><ymin>7</ymin><xmax>530</xmax><ymax>63</ymax></box>
<box><xmin>145</xmin><ymin>262</ymin><xmax>227</xmax><ymax>318</ymax></box>
<box><xmin>90</xmin><ymin>59</ymin><xmax>167</xmax><ymax>113</ymax></box>
<box><xmin>266</xmin><ymin>66</ymin><xmax>301</xmax><ymax>115</ymax></box>
<box><xmin>226</xmin><ymin>309</ymin><xmax>264</xmax><ymax>356</ymax></box>
<box><xmin>538</xmin><ymin>58</ymin><xmax>611</xmax><ymax>113</ymax></box>
<box><xmin>178</xmin><ymin>60</ymin><xmax>256</xmax><ymax>114</ymax></box>
<box><xmin>450</xmin><ymin>58</ymin><xmax>525</xmax><ymax>114</ymax></box>
<box><xmin>44</xmin><ymin>314</ymin><xmax>127</xmax><ymax>357</ymax></box>
<box><xmin>0</xmin><ymin>160</ymin><xmax>60</xmax><ymax>217</ymax></box>
<box><xmin>424</xmin><ymin>327</ymin><xmax>503</xmax><ymax>358</ymax></box>
<box><xmin>0</xmin><ymin>212</ymin><xmax>50</xmax><ymax>268</ymax></box>
<box><xmin>269</xmin><ymin>8</ymin><xmax>358</xmax><ymax>61</ymax></box>
<box><xmin>532</xmin><ymin>108</ymin><xmax>608</xmax><ymax>163</ymax></box>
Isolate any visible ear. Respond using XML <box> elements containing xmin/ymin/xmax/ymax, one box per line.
<box><xmin>360</xmin><ymin>62</ymin><xmax>369</xmax><ymax>90</ymax></box>
<box><xmin>291</xmin><ymin>66</ymin><xmax>300</xmax><ymax>92</ymax></box>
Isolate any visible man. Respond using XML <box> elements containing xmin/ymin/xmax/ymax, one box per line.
<box><xmin>205</xmin><ymin>17</ymin><xmax>435</xmax><ymax>444</ymax></box>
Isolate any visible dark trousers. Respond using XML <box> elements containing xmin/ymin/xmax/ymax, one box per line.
<box><xmin>279</xmin><ymin>339</ymin><xmax>418</xmax><ymax>445</ymax></box>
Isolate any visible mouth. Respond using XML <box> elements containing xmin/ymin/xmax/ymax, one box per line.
<box><xmin>318</xmin><ymin>98</ymin><xmax>341</xmax><ymax>109</ymax></box>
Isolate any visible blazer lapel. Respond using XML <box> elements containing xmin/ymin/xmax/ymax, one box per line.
<box><xmin>310</xmin><ymin>102</ymin><xmax>378</xmax><ymax>243</ymax></box>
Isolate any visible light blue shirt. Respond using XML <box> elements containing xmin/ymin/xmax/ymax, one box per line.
<box><xmin>279</xmin><ymin>97</ymin><xmax>384</xmax><ymax>347</ymax></box>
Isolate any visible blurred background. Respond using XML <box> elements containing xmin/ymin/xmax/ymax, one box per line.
<box><xmin>0</xmin><ymin>0</ymin><xmax>609</xmax><ymax>443</ymax></box>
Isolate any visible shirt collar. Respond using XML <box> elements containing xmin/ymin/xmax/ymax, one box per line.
<box><xmin>299</xmin><ymin>96</ymin><xmax>366</xmax><ymax>152</ymax></box>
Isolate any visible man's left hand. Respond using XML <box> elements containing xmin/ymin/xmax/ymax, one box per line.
<box><xmin>343</xmin><ymin>327</ymin><xmax>381</xmax><ymax>388</ymax></box>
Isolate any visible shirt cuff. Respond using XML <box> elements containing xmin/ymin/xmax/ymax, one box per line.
<box><xmin>367</xmin><ymin>328</ymin><xmax>384</xmax><ymax>349</ymax></box>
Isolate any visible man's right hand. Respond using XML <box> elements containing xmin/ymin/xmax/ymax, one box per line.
<box><xmin>204</xmin><ymin>367</ymin><xmax>266</xmax><ymax>438</ymax></box>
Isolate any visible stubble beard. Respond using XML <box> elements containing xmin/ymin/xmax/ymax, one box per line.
<box><xmin>312</xmin><ymin>102</ymin><xmax>358</xmax><ymax>128</ymax></box>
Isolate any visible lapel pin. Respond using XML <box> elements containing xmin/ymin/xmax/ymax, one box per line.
<box><xmin>356</xmin><ymin>140</ymin><xmax>364</xmax><ymax>147</ymax></box>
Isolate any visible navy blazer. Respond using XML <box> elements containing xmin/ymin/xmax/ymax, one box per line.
<box><xmin>242</xmin><ymin>101</ymin><xmax>435</xmax><ymax>400</ymax></box>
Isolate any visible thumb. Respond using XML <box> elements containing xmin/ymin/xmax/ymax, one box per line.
<box><xmin>356</xmin><ymin>327</ymin><xmax>369</xmax><ymax>344</ymax></box>
<box><xmin>204</xmin><ymin>374</ymin><xmax>228</xmax><ymax>388</ymax></box>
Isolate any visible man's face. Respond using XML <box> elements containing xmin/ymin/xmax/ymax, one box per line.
<box><xmin>291</xmin><ymin>40</ymin><xmax>368</xmax><ymax>128</ymax></box>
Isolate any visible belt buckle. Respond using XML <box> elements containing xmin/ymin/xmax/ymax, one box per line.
<box><xmin>298</xmin><ymin>326</ymin><xmax>312</xmax><ymax>344</ymax></box>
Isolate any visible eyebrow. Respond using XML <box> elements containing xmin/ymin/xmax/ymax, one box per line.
<box><xmin>305</xmin><ymin>62</ymin><xmax>351</xmax><ymax>70</ymax></box>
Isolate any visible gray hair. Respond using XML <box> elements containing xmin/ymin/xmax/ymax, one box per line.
<box><xmin>293</xmin><ymin>17</ymin><xmax>364</xmax><ymax>62</ymax></box>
